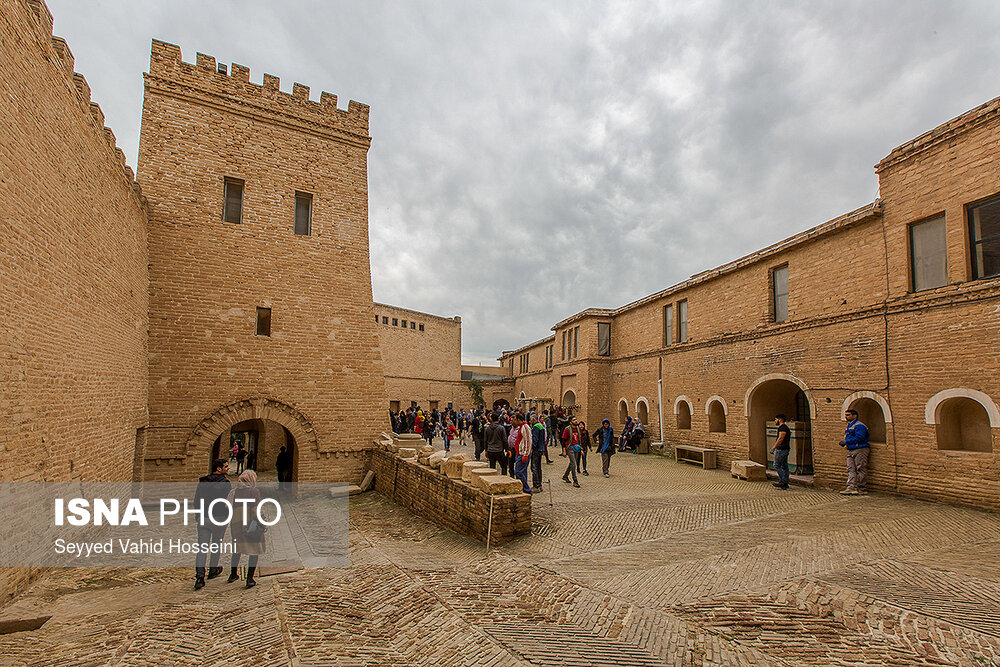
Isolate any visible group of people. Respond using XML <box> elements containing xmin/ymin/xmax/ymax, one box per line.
<box><xmin>391</xmin><ymin>405</ymin><xmax>645</xmax><ymax>495</ymax></box>
<box><xmin>193</xmin><ymin>460</ymin><xmax>268</xmax><ymax>591</ymax></box>
<box><xmin>770</xmin><ymin>408</ymin><xmax>870</xmax><ymax>494</ymax></box>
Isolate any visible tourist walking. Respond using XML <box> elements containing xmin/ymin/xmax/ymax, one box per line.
<box><xmin>193</xmin><ymin>458</ymin><xmax>231</xmax><ymax>590</ymax></box>
<box><xmin>472</xmin><ymin>410</ymin><xmax>485</xmax><ymax>460</ymax></box>
<box><xmin>771</xmin><ymin>414</ymin><xmax>790</xmax><ymax>490</ymax></box>
<box><xmin>561</xmin><ymin>416</ymin><xmax>582</xmax><ymax>487</ymax></box>
<box><xmin>512</xmin><ymin>414</ymin><xmax>532</xmax><ymax>494</ymax></box>
<box><xmin>840</xmin><ymin>408</ymin><xmax>870</xmax><ymax>495</ymax></box>
<box><xmin>530</xmin><ymin>414</ymin><xmax>546</xmax><ymax>490</ymax></box>
<box><xmin>594</xmin><ymin>419</ymin><xmax>616</xmax><ymax>477</ymax></box>
<box><xmin>235</xmin><ymin>444</ymin><xmax>247</xmax><ymax>473</ymax></box>
<box><xmin>484</xmin><ymin>412</ymin><xmax>508</xmax><ymax>474</ymax></box>
<box><xmin>227</xmin><ymin>470</ymin><xmax>266</xmax><ymax>589</ymax></box>
<box><xmin>578</xmin><ymin>420</ymin><xmax>591</xmax><ymax>475</ymax></box>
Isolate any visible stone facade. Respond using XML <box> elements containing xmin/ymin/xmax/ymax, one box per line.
<box><xmin>500</xmin><ymin>101</ymin><xmax>1000</xmax><ymax>511</ymax></box>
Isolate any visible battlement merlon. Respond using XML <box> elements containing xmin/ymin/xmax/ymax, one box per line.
<box><xmin>147</xmin><ymin>39</ymin><xmax>370</xmax><ymax>145</ymax></box>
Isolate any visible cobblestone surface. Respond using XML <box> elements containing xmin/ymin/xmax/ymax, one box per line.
<box><xmin>2</xmin><ymin>450</ymin><xmax>1000</xmax><ymax>666</ymax></box>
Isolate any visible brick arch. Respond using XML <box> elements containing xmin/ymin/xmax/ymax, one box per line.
<box><xmin>705</xmin><ymin>395</ymin><xmax>728</xmax><ymax>415</ymax></box>
<box><xmin>185</xmin><ymin>397</ymin><xmax>318</xmax><ymax>458</ymax></box>
<box><xmin>925</xmin><ymin>388</ymin><xmax>1000</xmax><ymax>427</ymax></box>
<box><xmin>842</xmin><ymin>391</ymin><xmax>892</xmax><ymax>423</ymax></box>
<box><xmin>744</xmin><ymin>373</ymin><xmax>817</xmax><ymax>419</ymax></box>
<box><xmin>673</xmin><ymin>395</ymin><xmax>693</xmax><ymax>415</ymax></box>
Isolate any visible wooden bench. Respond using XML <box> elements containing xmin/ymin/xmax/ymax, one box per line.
<box><xmin>674</xmin><ymin>445</ymin><xmax>718</xmax><ymax>469</ymax></box>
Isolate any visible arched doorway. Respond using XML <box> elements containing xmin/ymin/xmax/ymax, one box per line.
<box><xmin>189</xmin><ymin>397</ymin><xmax>316</xmax><ymax>483</ymax></box>
<box><xmin>746</xmin><ymin>377</ymin><xmax>814</xmax><ymax>471</ymax></box>
<box><xmin>562</xmin><ymin>390</ymin><xmax>577</xmax><ymax>412</ymax></box>
<box><xmin>618</xmin><ymin>399</ymin><xmax>629</xmax><ymax>424</ymax></box>
<box><xmin>210</xmin><ymin>421</ymin><xmax>296</xmax><ymax>478</ymax></box>
<box><xmin>493</xmin><ymin>398</ymin><xmax>511</xmax><ymax>411</ymax></box>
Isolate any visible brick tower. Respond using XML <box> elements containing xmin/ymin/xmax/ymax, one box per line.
<box><xmin>138</xmin><ymin>40</ymin><xmax>386</xmax><ymax>483</ymax></box>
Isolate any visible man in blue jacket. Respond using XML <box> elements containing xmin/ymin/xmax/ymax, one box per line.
<box><xmin>594</xmin><ymin>419</ymin><xmax>616</xmax><ymax>477</ymax></box>
<box><xmin>839</xmin><ymin>408</ymin><xmax>870</xmax><ymax>496</ymax></box>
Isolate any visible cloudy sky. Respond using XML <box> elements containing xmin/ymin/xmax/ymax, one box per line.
<box><xmin>48</xmin><ymin>0</ymin><xmax>1000</xmax><ymax>363</ymax></box>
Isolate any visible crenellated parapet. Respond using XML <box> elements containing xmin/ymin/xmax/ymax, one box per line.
<box><xmin>145</xmin><ymin>39</ymin><xmax>370</xmax><ymax>148</ymax></box>
<box><xmin>19</xmin><ymin>0</ymin><xmax>147</xmax><ymax>209</ymax></box>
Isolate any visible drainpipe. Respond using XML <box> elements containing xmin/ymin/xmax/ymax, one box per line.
<box><xmin>657</xmin><ymin>379</ymin><xmax>664</xmax><ymax>443</ymax></box>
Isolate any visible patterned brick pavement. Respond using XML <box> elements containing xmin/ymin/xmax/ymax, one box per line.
<box><xmin>2</xmin><ymin>451</ymin><xmax>1000</xmax><ymax>666</ymax></box>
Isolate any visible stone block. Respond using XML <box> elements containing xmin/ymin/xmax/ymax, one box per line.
<box><xmin>397</xmin><ymin>448</ymin><xmax>417</xmax><ymax>460</ymax></box>
<box><xmin>461</xmin><ymin>461</ymin><xmax>490</xmax><ymax>482</ymax></box>
<box><xmin>360</xmin><ymin>470</ymin><xmax>375</xmax><ymax>491</ymax></box>
<box><xmin>420</xmin><ymin>444</ymin><xmax>435</xmax><ymax>454</ymax></box>
<box><xmin>731</xmin><ymin>460</ymin><xmax>767</xmax><ymax>481</ymax></box>
<box><xmin>442</xmin><ymin>453</ymin><xmax>471</xmax><ymax>478</ymax></box>
<box><xmin>474</xmin><ymin>475</ymin><xmax>524</xmax><ymax>495</ymax></box>
<box><xmin>428</xmin><ymin>451</ymin><xmax>448</xmax><ymax>469</ymax></box>
<box><xmin>468</xmin><ymin>467</ymin><xmax>497</xmax><ymax>486</ymax></box>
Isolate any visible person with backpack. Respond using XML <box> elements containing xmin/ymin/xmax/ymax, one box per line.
<box><xmin>561</xmin><ymin>416</ymin><xmax>582</xmax><ymax>487</ymax></box>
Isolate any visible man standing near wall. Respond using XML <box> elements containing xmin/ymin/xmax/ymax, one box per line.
<box><xmin>771</xmin><ymin>414</ymin><xmax>790</xmax><ymax>490</ymax></box>
<box><xmin>840</xmin><ymin>409</ymin><xmax>870</xmax><ymax>496</ymax></box>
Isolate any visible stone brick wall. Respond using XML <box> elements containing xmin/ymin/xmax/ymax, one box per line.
<box><xmin>499</xmin><ymin>102</ymin><xmax>1000</xmax><ymax>511</ymax></box>
<box><xmin>0</xmin><ymin>0</ymin><xmax>149</xmax><ymax>599</ymax></box>
<box><xmin>372</xmin><ymin>449</ymin><xmax>530</xmax><ymax>545</ymax></box>
<box><xmin>138</xmin><ymin>39</ymin><xmax>386</xmax><ymax>483</ymax></box>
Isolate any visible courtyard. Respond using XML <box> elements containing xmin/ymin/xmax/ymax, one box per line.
<box><xmin>2</xmin><ymin>447</ymin><xmax>999</xmax><ymax>666</ymax></box>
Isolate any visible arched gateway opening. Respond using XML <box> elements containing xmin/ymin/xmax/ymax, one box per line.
<box><xmin>746</xmin><ymin>376</ymin><xmax>814</xmax><ymax>474</ymax></box>
<box><xmin>189</xmin><ymin>397</ymin><xmax>316</xmax><ymax>482</ymax></box>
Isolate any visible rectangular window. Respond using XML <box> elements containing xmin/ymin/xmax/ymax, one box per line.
<box><xmin>294</xmin><ymin>191</ymin><xmax>312</xmax><ymax>236</ymax></box>
<box><xmin>382</xmin><ymin>316</ymin><xmax>388</xmax><ymax>324</ymax></box>
<box><xmin>910</xmin><ymin>215</ymin><xmax>947</xmax><ymax>291</ymax></box>
<box><xmin>255</xmin><ymin>307</ymin><xmax>271</xmax><ymax>336</ymax></box>
<box><xmin>663</xmin><ymin>304</ymin><xmax>674</xmax><ymax>346</ymax></box>
<box><xmin>562</xmin><ymin>331</ymin><xmax>566</xmax><ymax>360</ymax></box>
<box><xmin>772</xmin><ymin>264</ymin><xmax>789</xmax><ymax>323</ymax></box>
<box><xmin>969</xmin><ymin>195</ymin><xmax>1000</xmax><ymax>280</ymax></box>
<box><xmin>392</xmin><ymin>318</ymin><xmax>398</xmax><ymax>326</ymax></box>
<box><xmin>401</xmin><ymin>319</ymin><xmax>407</xmax><ymax>327</ymax></box>
<box><xmin>678</xmin><ymin>300</ymin><xmax>688</xmax><ymax>343</ymax></box>
<box><xmin>597</xmin><ymin>322</ymin><xmax>610</xmax><ymax>356</ymax></box>
<box><xmin>410</xmin><ymin>321</ymin><xmax>416</xmax><ymax>329</ymax></box>
<box><xmin>419</xmin><ymin>324</ymin><xmax>424</xmax><ymax>331</ymax></box>
<box><xmin>375</xmin><ymin>315</ymin><xmax>379</xmax><ymax>323</ymax></box>
<box><xmin>223</xmin><ymin>178</ymin><xmax>244</xmax><ymax>223</ymax></box>
<box><xmin>573</xmin><ymin>326</ymin><xmax>580</xmax><ymax>358</ymax></box>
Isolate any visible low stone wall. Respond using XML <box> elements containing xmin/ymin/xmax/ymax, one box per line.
<box><xmin>372</xmin><ymin>435</ymin><xmax>531</xmax><ymax>545</ymax></box>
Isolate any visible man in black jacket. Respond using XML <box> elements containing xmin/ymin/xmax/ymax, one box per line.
<box><xmin>194</xmin><ymin>458</ymin><xmax>232</xmax><ymax>590</ymax></box>
<box><xmin>275</xmin><ymin>446</ymin><xmax>292</xmax><ymax>491</ymax></box>
<box><xmin>484</xmin><ymin>412</ymin><xmax>509</xmax><ymax>475</ymax></box>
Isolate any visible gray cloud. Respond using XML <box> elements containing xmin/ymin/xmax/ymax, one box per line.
<box><xmin>47</xmin><ymin>0</ymin><xmax>1000</xmax><ymax>362</ymax></box>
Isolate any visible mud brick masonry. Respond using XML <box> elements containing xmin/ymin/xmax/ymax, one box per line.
<box><xmin>2</xmin><ymin>0</ymin><xmax>1000</xmax><ymax>600</ymax></box>
<box><xmin>372</xmin><ymin>434</ymin><xmax>530</xmax><ymax>545</ymax></box>
<box><xmin>499</xmin><ymin>100</ymin><xmax>1000</xmax><ymax>510</ymax></box>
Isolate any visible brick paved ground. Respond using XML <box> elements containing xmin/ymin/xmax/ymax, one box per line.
<box><xmin>2</xmin><ymin>445</ymin><xmax>1000</xmax><ymax>666</ymax></box>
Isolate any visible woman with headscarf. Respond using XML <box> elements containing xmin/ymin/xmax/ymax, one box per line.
<box><xmin>227</xmin><ymin>469</ymin><xmax>266</xmax><ymax>588</ymax></box>
<box><xmin>620</xmin><ymin>416</ymin><xmax>634</xmax><ymax>452</ymax></box>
